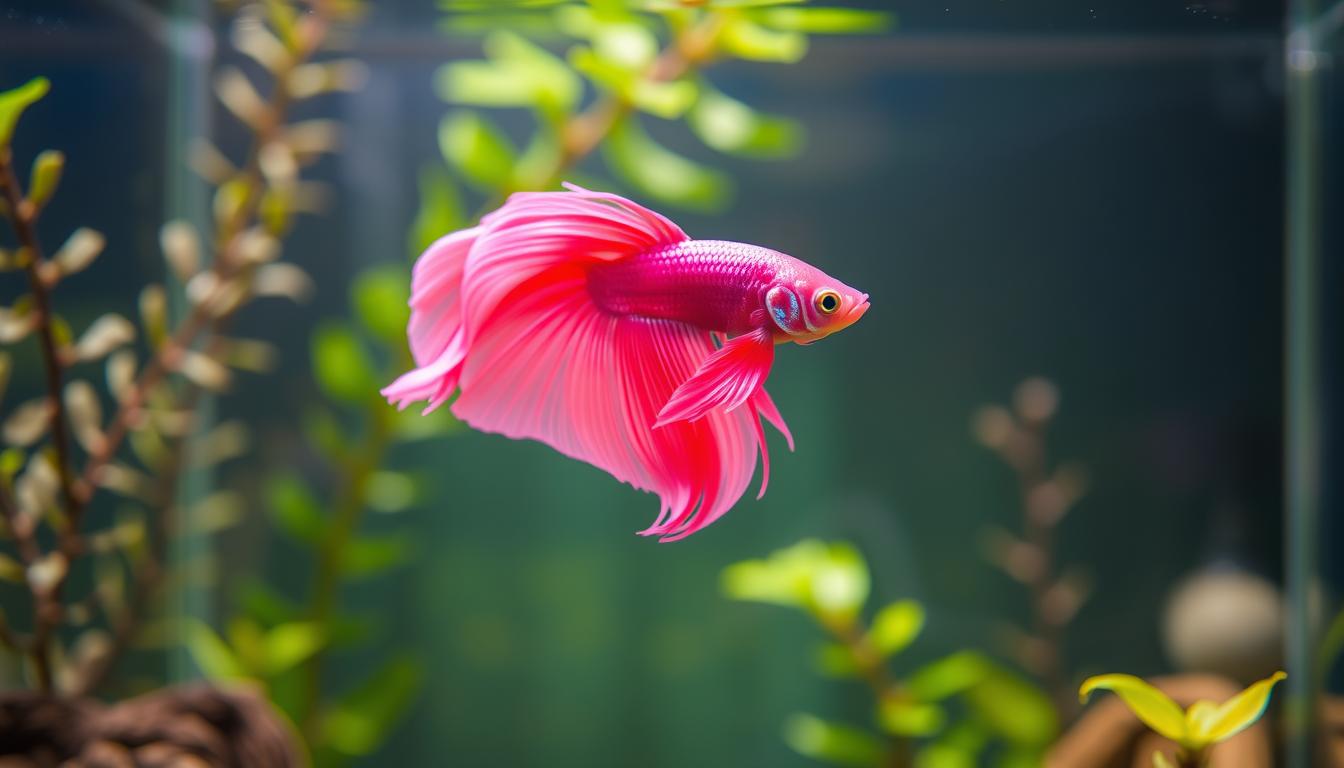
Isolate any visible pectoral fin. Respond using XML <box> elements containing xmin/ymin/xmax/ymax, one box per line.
<box><xmin>655</xmin><ymin>327</ymin><xmax>775</xmax><ymax>427</ymax></box>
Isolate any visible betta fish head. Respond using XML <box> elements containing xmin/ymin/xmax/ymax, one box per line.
<box><xmin>764</xmin><ymin>262</ymin><xmax>869</xmax><ymax>344</ymax></box>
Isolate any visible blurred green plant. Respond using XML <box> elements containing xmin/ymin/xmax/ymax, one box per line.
<box><xmin>722</xmin><ymin>540</ymin><xmax>1059</xmax><ymax>768</ymax></box>
<box><xmin>971</xmin><ymin>377</ymin><xmax>1091</xmax><ymax>719</ymax></box>
<box><xmin>416</xmin><ymin>0</ymin><xmax>891</xmax><ymax>242</ymax></box>
<box><xmin>186</xmin><ymin>264</ymin><xmax>455</xmax><ymax>765</ymax></box>
<box><xmin>1079</xmin><ymin>671</ymin><xmax>1286</xmax><ymax>768</ymax></box>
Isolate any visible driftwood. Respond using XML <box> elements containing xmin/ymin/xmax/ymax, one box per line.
<box><xmin>1046</xmin><ymin>675</ymin><xmax>1273</xmax><ymax>768</ymax></box>
<box><xmin>0</xmin><ymin>684</ymin><xmax>301</xmax><ymax>768</ymax></box>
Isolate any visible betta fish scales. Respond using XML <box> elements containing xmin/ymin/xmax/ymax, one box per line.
<box><xmin>384</xmin><ymin>184</ymin><xmax>868</xmax><ymax>541</ymax></box>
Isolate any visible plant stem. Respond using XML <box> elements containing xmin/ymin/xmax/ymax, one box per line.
<box><xmin>299</xmin><ymin>394</ymin><xmax>393</xmax><ymax>743</ymax></box>
<box><xmin>820</xmin><ymin>614</ymin><xmax>910</xmax><ymax>768</ymax></box>
<box><xmin>0</xmin><ymin>146</ymin><xmax>80</xmax><ymax>693</ymax></box>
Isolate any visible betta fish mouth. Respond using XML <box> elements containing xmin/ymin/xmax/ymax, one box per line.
<box><xmin>835</xmin><ymin>294</ymin><xmax>869</xmax><ymax>330</ymax></box>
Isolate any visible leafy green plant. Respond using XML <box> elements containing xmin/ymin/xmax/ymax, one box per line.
<box><xmin>722</xmin><ymin>540</ymin><xmax>1059</xmax><ymax>768</ymax></box>
<box><xmin>186</xmin><ymin>264</ymin><xmax>455</xmax><ymax>764</ymax></box>
<box><xmin>1079</xmin><ymin>671</ymin><xmax>1286</xmax><ymax>768</ymax></box>
<box><xmin>415</xmin><ymin>0</ymin><xmax>892</xmax><ymax>243</ymax></box>
<box><xmin>0</xmin><ymin>0</ymin><xmax>364</xmax><ymax>701</ymax></box>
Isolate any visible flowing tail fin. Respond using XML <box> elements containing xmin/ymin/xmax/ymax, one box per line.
<box><xmin>382</xmin><ymin>185</ymin><xmax>791</xmax><ymax>540</ymax></box>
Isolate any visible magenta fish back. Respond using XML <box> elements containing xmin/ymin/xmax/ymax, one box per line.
<box><xmin>382</xmin><ymin>186</ymin><xmax>795</xmax><ymax>540</ymax></box>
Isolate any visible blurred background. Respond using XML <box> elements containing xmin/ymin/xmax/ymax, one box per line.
<box><xmin>0</xmin><ymin>0</ymin><xmax>1339</xmax><ymax>766</ymax></box>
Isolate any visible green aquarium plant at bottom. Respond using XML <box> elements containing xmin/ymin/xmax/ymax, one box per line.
<box><xmin>722</xmin><ymin>540</ymin><xmax>1058</xmax><ymax>768</ymax></box>
<box><xmin>1078</xmin><ymin>671</ymin><xmax>1286</xmax><ymax>768</ymax></box>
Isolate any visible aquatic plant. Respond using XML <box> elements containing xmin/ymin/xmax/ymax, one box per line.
<box><xmin>972</xmin><ymin>377</ymin><xmax>1090</xmax><ymax>717</ymax></box>
<box><xmin>723</xmin><ymin>539</ymin><xmax>1058</xmax><ymax>767</ymax></box>
<box><xmin>187</xmin><ymin>264</ymin><xmax>454</xmax><ymax>763</ymax></box>
<box><xmin>1078</xmin><ymin>671</ymin><xmax>1286</xmax><ymax>767</ymax></box>
<box><xmin>0</xmin><ymin>0</ymin><xmax>408</xmax><ymax>758</ymax></box>
<box><xmin>415</xmin><ymin>0</ymin><xmax>891</xmax><ymax>241</ymax></box>
<box><xmin>0</xmin><ymin>9</ymin><xmax>345</xmax><ymax>691</ymax></box>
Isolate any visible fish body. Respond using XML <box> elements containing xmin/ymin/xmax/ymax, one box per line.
<box><xmin>384</xmin><ymin>185</ymin><xmax>868</xmax><ymax>540</ymax></box>
<box><xmin>588</xmin><ymin>240</ymin><xmax>867</xmax><ymax>340</ymax></box>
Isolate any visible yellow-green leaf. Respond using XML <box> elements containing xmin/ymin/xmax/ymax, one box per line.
<box><xmin>689</xmin><ymin>86</ymin><xmax>802</xmax><ymax>158</ymax></box>
<box><xmin>352</xmin><ymin>266</ymin><xmax>410</xmax><ymax>342</ymax></box>
<box><xmin>311</xmin><ymin>323</ymin><xmax>375</xmax><ymax>402</ymax></box>
<box><xmin>184</xmin><ymin>619</ymin><xmax>246</xmax><ymax>681</ymax></box>
<box><xmin>968</xmin><ymin>665</ymin><xmax>1058</xmax><ymax>746</ymax></box>
<box><xmin>720</xmin><ymin>18</ymin><xmax>807</xmax><ymax>63</ymax></box>
<box><xmin>1152</xmin><ymin>750</ymin><xmax>1178</xmax><ymax>768</ymax></box>
<box><xmin>264</xmin><ymin>622</ymin><xmax>325</xmax><ymax>675</ymax></box>
<box><xmin>1196</xmin><ymin>671</ymin><xmax>1285</xmax><ymax>744</ymax></box>
<box><xmin>906</xmin><ymin>651</ymin><xmax>988</xmax><ymax>701</ymax></box>
<box><xmin>869</xmin><ymin>599</ymin><xmax>924</xmax><ymax>655</ymax></box>
<box><xmin>439</xmin><ymin>111</ymin><xmax>517</xmax><ymax>191</ymax></box>
<box><xmin>0</xmin><ymin>77</ymin><xmax>49</xmax><ymax>149</ymax></box>
<box><xmin>1079</xmin><ymin>674</ymin><xmax>1186</xmax><ymax>743</ymax></box>
<box><xmin>879</xmin><ymin>698</ymin><xmax>944</xmax><ymax>737</ymax></box>
<box><xmin>410</xmin><ymin>165</ymin><xmax>465</xmax><ymax>257</ymax></box>
<box><xmin>266</xmin><ymin>472</ymin><xmax>324</xmax><ymax>543</ymax></box>
<box><xmin>27</xmin><ymin>150</ymin><xmax>63</xmax><ymax>212</ymax></box>
<box><xmin>753</xmin><ymin>7</ymin><xmax>892</xmax><ymax>34</ymax></box>
<box><xmin>783</xmin><ymin>713</ymin><xmax>883</xmax><ymax>767</ymax></box>
<box><xmin>322</xmin><ymin>655</ymin><xmax>422</xmax><ymax>755</ymax></box>
<box><xmin>604</xmin><ymin>117</ymin><xmax>730</xmax><ymax>212</ymax></box>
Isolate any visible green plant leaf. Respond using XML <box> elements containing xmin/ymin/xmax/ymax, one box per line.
<box><xmin>237</xmin><ymin>578</ymin><xmax>299</xmax><ymax>625</ymax></box>
<box><xmin>994</xmin><ymin>747</ymin><xmax>1047</xmax><ymax>768</ymax></box>
<box><xmin>1078</xmin><ymin>673</ymin><xmax>1186</xmax><ymax>744</ymax></box>
<box><xmin>352</xmin><ymin>266</ymin><xmax>410</xmax><ymax>342</ymax></box>
<box><xmin>365</xmin><ymin>470</ymin><xmax>417</xmax><ymax>513</ymax></box>
<box><xmin>265</xmin><ymin>472</ymin><xmax>325</xmax><ymax>543</ymax></box>
<box><xmin>184</xmin><ymin>619</ymin><xmax>246</xmax><ymax>681</ymax></box>
<box><xmin>719</xmin><ymin>18</ymin><xmax>807</xmax><ymax>62</ymax></box>
<box><xmin>311</xmin><ymin>322</ymin><xmax>376</xmax><ymax>402</ymax></box>
<box><xmin>435</xmin><ymin>31</ymin><xmax>580</xmax><ymax>111</ymax></box>
<box><xmin>439</xmin><ymin>111</ymin><xmax>518</xmax><ymax>191</ymax></box>
<box><xmin>342</xmin><ymin>532</ymin><xmax>415</xmax><ymax>578</ymax></box>
<box><xmin>689</xmin><ymin>86</ymin><xmax>802</xmax><ymax>158</ymax></box>
<box><xmin>783</xmin><ymin>713</ymin><xmax>883</xmax><ymax>767</ymax></box>
<box><xmin>322</xmin><ymin>655</ymin><xmax>423</xmax><ymax>756</ymax></box>
<box><xmin>905</xmin><ymin>651</ymin><xmax>989</xmax><ymax>701</ymax></box>
<box><xmin>0</xmin><ymin>77</ymin><xmax>49</xmax><ymax>149</ymax></box>
<box><xmin>879</xmin><ymin>697</ymin><xmax>945</xmax><ymax>737</ymax></box>
<box><xmin>924</xmin><ymin>721</ymin><xmax>989</xmax><ymax>764</ymax></box>
<box><xmin>721</xmin><ymin>539</ymin><xmax>869</xmax><ymax>618</ymax></box>
<box><xmin>869</xmin><ymin>599</ymin><xmax>924</xmax><ymax>656</ymax></box>
<box><xmin>227</xmin><ymin>616</ymin><xmax>267</xmax><ymax>675</ymax></box>
<box><xmin>1195</xmin><ymin>671</ymin><xmax>1286</xmax><ymax>745</ymax></box>
<box><xmin>390</xmin><ymin>404</ymin><xmax>459</xmax><ymax>441</ymax></box>
<box><xmin>915</xmin><ymin>744</ymin><xmax>976</xmax><ymax>768</ymax></box>
<box><xmin>27</xmin><ymin>150</ymin><xmax>64</xmax><ymax>212</ymax></box>
<box><xmin>752</xmin><ymin>7</ymin><xmax>892</xmax><ymax>34</ymax></box>
<box><xmin>815</xmin><ymin>642</ymin><xmax>859</xmax><ymax>678</ymax></box>
<box><xmin>410</xmin><ymin>165</ymin><xmax>466</xmax><ymax>258</ymax></box>
<box><xmin>604</xmin><ymin>117</ymin><xmax>730</xmax><ymax>211</ymax></box>
<box><xmin>967</xmin><ymin>664</ymin><xmax>1059</xmax><ymax>746</ymax></box>
<box><xmin>264</xmin><ymin>621</ymin><xmax>325</xmax><ymax>675</ymax></box>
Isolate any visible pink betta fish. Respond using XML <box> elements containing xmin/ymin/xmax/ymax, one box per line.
<box><xmin>383</xmin><ymin>184</ymin><xmax>868</xmax><ymax>541</ymax></box>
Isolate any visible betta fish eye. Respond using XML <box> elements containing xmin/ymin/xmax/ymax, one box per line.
<box><xmin>815</xmin><ymin>290</ymin><xmax>841</xmax><ymax>315</ymax></box>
